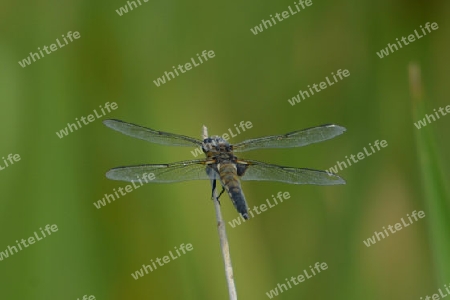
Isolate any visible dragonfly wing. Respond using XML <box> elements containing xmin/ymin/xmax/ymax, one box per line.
<box><xmin>233</xmin><ymin>124</ymin><xmax>346</xmax><ymax>152</ymax></box>
<box><xmin>237</xmin><ymin>159</ymin><xmax>345</xmax><ymax>185</ymax></box>
<box><xmin>103</xmin><ymin>119</ymin><xmax>203</xmax><ymax>147</ymax></box>
<box><xmin>106</xmin><ymin>160</ymin><xmax>218</xmax><ymax>183</ymax></box>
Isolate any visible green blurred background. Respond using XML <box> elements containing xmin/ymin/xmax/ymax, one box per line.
<box><xmin>1</xmin><ymin>0</ymin><xmax>449</xmax><ymax>299</ymax></box>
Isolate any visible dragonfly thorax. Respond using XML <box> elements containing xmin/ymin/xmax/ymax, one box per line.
<box><xmin>202</xmin><ymin>136</ymin><xmax>233</xmax><ymax>157</ymax></box>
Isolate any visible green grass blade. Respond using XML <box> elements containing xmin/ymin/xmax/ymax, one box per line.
<box><xmin>410</xmin><ymin>63</ymin><xmax>450</xmax><ymax>283</ymax></box>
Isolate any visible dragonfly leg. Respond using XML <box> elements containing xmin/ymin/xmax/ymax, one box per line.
<box><xmin>210</xmin><ymin>180</ymin><xmax>225</xmax><ymax>205</ymax></box>
<box><xmin>217</xmin><ymin>187</ymin><xmax>225</xmax><ymax>201</ymax></box>
<box><xmin>214</xmin><ymin>187</ymin><xmax>226</xmax><ymax>205</ymax></box>
<box><xmin>211</xmin><ymin>180</ymin><xmax>218</xmax><ymax>200</ymax></box>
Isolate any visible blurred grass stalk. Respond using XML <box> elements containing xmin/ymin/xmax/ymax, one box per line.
<box><xmin>409</xmin><ymin>63</ymin><xmax>450</xmax><ymax>283</ymax></box>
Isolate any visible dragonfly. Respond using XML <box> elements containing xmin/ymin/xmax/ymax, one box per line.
<box><xmin>103</xmin><ymin>119</ymin><xmax>346</xmax><ymax>220</ymax></box>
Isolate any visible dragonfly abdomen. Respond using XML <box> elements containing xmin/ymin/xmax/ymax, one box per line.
<box><xmin>219</xmin><ymin>163</ymin><xmax>249</xmax><ymax>220</ymax></box>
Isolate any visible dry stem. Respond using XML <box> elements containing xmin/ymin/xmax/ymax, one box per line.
<box><xmin>202</xmin><ymin>125</ymin><xmax>238</xmax><ymax>300</ymax></box>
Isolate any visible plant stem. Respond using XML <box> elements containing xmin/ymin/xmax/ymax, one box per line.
<box><xmin>409</xmin><ymin>63</ymin><xmax>450</xmax><ymax>283</ymax></box>
<box><xmin>202</xmin><ymin>125</ymin><xmax>238</xmax><ymax>300</ymax></box>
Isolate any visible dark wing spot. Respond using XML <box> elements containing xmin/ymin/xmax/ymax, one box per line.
<box><xmin>236</xmin><ymin>163</ymin><xmax>249</xmax><ymax>177</ymax></box>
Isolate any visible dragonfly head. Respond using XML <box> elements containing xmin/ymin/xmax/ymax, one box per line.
<box><xmin>202</xmin><ymin>136</ymin><xmax>233</xmax><ymax>156</ymax></box>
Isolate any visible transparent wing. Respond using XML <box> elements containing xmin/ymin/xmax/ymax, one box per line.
<box><xmin>233</xmin><ymin>124</ymin><xmax>346</xmax><ymax>152</ymax></box>
<box><xmin>103</xmin><ymin>119</ymin><xmax>203</xmax><ymax>147</ymax></box>
<box><xmin>106</xmin><ymin>160</ymin><xmax>219</xmax><ymax>183</ymax></box>
<box><xmin>237</xmin><ymin>159</ymin><xmax>345</xmax><ymax>185</ymax></box>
